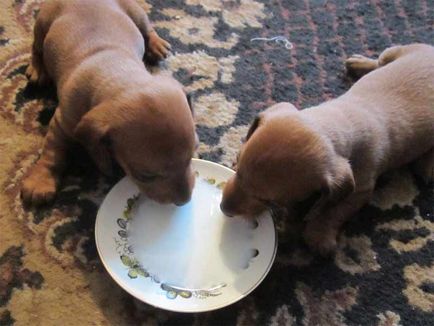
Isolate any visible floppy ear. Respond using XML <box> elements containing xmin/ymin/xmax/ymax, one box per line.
<box><xmin>74</xmin><ymin>103</ymin><xmax>113</xmax><ymax>175</ymax></box>
<box><xmin>271</xmin><ymin>102</ymin><xmax>298</xmax><ymax>113</ymax></box>
<box><xmin>304</xmin><ymin>157</ymin><xmax>355</xmax><ymax>221</ymax></box>
<box><xmin>184</xmin><ymin>92</ymin><xmax>200</xmax><ymax>149</ymax></box>
<box><xmin>245</xmin><ymin>102</ymin><xmax>298</xmax><ymax>142</ymax></box>
<box><xmin>245</xmin><ymin>115</ymin><xmax>261</xmax><ymax>141</ymax></box>
<box><xmin>325</xmin><ymin>158</ymin><xmax>356</xmax><ymax>203</ymax></box>
<box><xmin>186</xmin><ymin>92</ymin><xmax>194</xmax><ymax>115</ymax></box>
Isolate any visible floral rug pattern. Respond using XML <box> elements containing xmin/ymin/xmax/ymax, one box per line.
<box><xmin>0</xmin><ymin>0</ymin><xmax>433</xmax><ymax>325</ymax></box>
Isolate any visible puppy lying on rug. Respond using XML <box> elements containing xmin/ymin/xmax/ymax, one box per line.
<box><xmin>21</xmin><ymin>0</ymin><xmax>197</xmax><ymax>206</ymax></box>
<box><xmin>221</xmin><ymin>44</ymin><xmax>434</xmax><ymax>255</ymax></box>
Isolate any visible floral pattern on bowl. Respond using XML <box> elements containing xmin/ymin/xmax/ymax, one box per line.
<box><xmin>113</xmin><ymin>172</ymin><xmax>228</xmax><ymax>300</ymax></box>
<box><xmin>96</xmin><ymin>158</ymin><xmax>276</xmax><ymax>312</ymax></box>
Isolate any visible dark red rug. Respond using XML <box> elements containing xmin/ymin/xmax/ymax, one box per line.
<box><xmin>0</xmin><ymin>0</ymin><xmax>433</xmax><ymax>325</ymax></box>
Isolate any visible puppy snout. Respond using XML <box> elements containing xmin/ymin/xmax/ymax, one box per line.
<box><xmin>220</xmin><ymin>177</ymin><xmax>240</xmax><ymax>216</ymax></box>
<box><xmin>148</xmin><ymin>195</ymin><xmax>172</xmax><ymax>204</ymax></box>
<box><xmin>220</xmin><ymin>197</ymin><xmax>237</xmax><ymax>217</ymax></box>
<box><xmin>173</xmin><ymin>172</ymin><xmax>195</xmax><ymax>206</ymax></box>
<box><xmin>220</xmin><ymin>202</ymin><xmax>234</xmax><ymax>217</ymax></box>
<box><xmin>175</xmin><ymin>197</ymin><xmax>190</xmax><ymax>206</ymax></box>
<box><xmin>174</xmin><ymin>190</ymin><xmax>192</xmax><ymax>206</ymax></box>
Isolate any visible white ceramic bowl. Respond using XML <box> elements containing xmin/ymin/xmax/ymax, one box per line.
<box><xmin>95</xmin><ymin>159</ymin><xmax>277</xmax><ymax>312</ymax></box>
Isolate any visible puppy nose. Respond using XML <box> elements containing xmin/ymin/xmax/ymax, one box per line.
<box><xmin>220</xmin><ymin>202</ymin><xmax>234</xmax><ymax>217</ymax></box>
<box><xmin>175</xmin><ymin>198</ymin><xmax>190</xmax><ymax>206</ymax></box>
<box><xmin>173</xmin><ymin>173</ymin><xmax>194</xmax><ymax>206</ymax></box>
<box><xmin>174</xmin><ymin>190</ymin><xmax>192</xmax><ymax>206</ymax></box>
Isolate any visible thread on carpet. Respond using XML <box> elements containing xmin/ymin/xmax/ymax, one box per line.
<box><xmin>250</xmin><ymin>36</ymin><xmax>293</xmax><ymax>49</ymax></box>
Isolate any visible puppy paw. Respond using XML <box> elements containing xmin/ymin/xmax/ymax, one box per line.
<box><xmin>21</xmin><ymin>165</ymin><xmax>57</xmax><ymax>206</ymax></box>
<box><xmin>303</xmin><ymin>227</ymin><xmax>338</xmax><ymax>257</ymax></box>
<box><xmin>345</xmin><ymin>54</ymin><xmax>378</xmax><ymax>76</ymax></box>
<box><xmin>146</xmin><ymin>31</ymin><xmax>171</xmax><ymax>61</ymax></box>
<box><xmin>25</xmin><ymin>64</ymin><xmax>48</xmax><ymax>86</ymax></box>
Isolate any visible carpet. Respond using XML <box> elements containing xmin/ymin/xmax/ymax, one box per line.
<box><xmin>1</xmin><ymin>0</ymin><xmax>433</xmax><ymax>325</ymax></box>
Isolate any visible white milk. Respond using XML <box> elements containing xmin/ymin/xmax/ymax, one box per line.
<box><xmin>129</xmin><ymin>178</ymin><xmax>257</xmax><ymax>289</ymax></box>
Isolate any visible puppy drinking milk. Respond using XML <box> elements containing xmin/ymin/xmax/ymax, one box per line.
<box><xmin>21</xmin><ymin>0</ymin><xmax>197</xmax><ymax>206</ymax></box>
<box><xmin>221</xmin><ymin>44</ymin><xmax>434</xmax><ymax>255</ymax></box>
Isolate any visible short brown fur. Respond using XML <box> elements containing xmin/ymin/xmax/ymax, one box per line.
<box><xmin>221</xmin><ymin>44</ymin><xmax>434</xmax><ymax>255</ymax></box>
<box><xmin>21</xmin><ymin>0</ymin><xmax>197</xmax><ymax>206</ymax></box>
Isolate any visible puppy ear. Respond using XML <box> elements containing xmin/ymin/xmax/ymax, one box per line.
<box><xmin>181</xmin><ymin>88</ymin><xmax>195</xmax><ymax>116</ymax></box>
<box><xmin>325</xmin><ymin>157</ymin><xmax>355</xmax><ymax>203</ymax></box>
<box><xmin>304</xmin><ymin>157</ymin><xmax>355</xmax><ymax>220</ymax></box>
<box><xmin>184</xmin><ymin>91</ymin><xmax>199</xmax><ymax>149</ymax></box>
<box><xmin>74</xmin><ymin>103</ymin><xmax>113</xmax><ymax>175</ymax></box>
<box><xmin>245</xmin><ymin>115</ymin><xmax>261</xmax><ymax>141</ymax></box>
<box><xmin>186</xmin><ymin>92</ymin><xmax>194</xmax><ymax>114</ymax></box>
<box><xmin>263</xmin><ymin>102</ymin><xmax>299</xmax><ymax>116</ymax></box>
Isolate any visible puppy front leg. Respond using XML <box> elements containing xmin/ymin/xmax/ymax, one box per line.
<box><xmin>27</xmin><ymin>25</ymin><xmax>50</xmax><ymax>85</ymax></box>
<box><xmin>119</xmin><ymin>0</ymin><xmax>171</xmax><ymax>61</ymax></box>
<box><xmin>21</xmin><ymin>110</ymin><xmax>69</xmax><ymax>205</ymax></box>
<box><xmin>303</xmin><ymin>189</ymin><xmax>373</xmax><ymax>256</ymax></box>
<box><xmin>26</xmin><ymin>3</ymin><xmax>57</xmax><ymax>85</ymax></box>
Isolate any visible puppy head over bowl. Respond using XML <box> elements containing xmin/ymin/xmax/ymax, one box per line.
<box><xmin>220</xmin><ymin>103</ymin><xmax>351</xmax><ymax>217</ymax></box>
<box><xmin>74</xmin><ymin>76</ymin><xmax>197</xmax><ymax>205</ymax></box>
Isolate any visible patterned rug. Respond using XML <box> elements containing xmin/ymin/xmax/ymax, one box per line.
<box><xmin>1</xmin><ymin>0</ymin><xmax>433</xmax><ymax>325</ymax></box>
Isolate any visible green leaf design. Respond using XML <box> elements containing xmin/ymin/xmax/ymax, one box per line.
<box><xmin>206</xmin><ymin>178</ymin><xmax>216</xmax><ymax>185</ymax></box>
<box><xmin>179</xmin><ymin>291</ymin><xmax>192</xmax><ymax>298</ymax></box>
<box><xmin>123</xmin><ymin>210</ymin><xmax>131</xmax><ymax>219</ymax></box>
<box><xmin>166</xmin><ymin>291</ymin><xmax>177</xmax><ymax>299</ymax></box>
<box><xmin>131</xmin><ymin>258</ymin><xmax>140</xmax><ymax>268</ymax></box>
<box><xmin>123</xmin><ymin>195</ymin><xmax>139</xmax><ymax>220</ymax></box>
<box><xmin>217</xmin><ymin>181</ymin><xmax>227</xmax><ymax>189</ymax></box>
<box><xmin>128</xmin><ymin>269</ymin><xmax>138</xmax><ymax>279</ymax></box>
<box><xmin>121</xmin><ymin>255</ymin><xmax>133</xmax><ymax>267</ymax></box>
<box><xmin>160</xmin><ymin>283</ymin><xmax>171</xmax><ymax>291</ymax></box>
<box><xmin>136</xmin><ymin>267</ymin><xmax>149</xmax><ymax>278</ymax></box>
<box><xmin>127</xmin><ymin>198</ymin><xmax>135</xmax><ymax>208</ymax></box>
<box><xmin>160</xmin><ymin>283</ymin><xmax>192</xmax><ymax>299</ymax></box>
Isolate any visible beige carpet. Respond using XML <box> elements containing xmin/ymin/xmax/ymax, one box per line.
<box><xmin>1</xmin><ymin>0</ymin><xmax>433</xmax><ymax>325</ymax></box>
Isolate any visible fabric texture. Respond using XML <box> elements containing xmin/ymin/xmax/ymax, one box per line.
<box><xmin>0</xmin><ymin>0</ymin><xmax>433</xmax><ymax>325</ymax></box>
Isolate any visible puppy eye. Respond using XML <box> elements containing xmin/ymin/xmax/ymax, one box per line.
<box><xmin>135</xmin><ymin>172</ymin><xmax>159</xmax><ymax>183</ymax></box>
<box><xmin>258</xmin><ymin>198</ymin><xmax>281</xmax><ymax>210</ymax></box>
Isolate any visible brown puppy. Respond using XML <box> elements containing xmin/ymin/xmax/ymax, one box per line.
<box><xmin>21</xmin><ymin>0</ymin><xmax>197</xmax><ymax>206</ymax></box>
<box><xmin>221</xmin><ymin>44</ymin><xmax>434</xmax><ymax>255</ymax></box>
